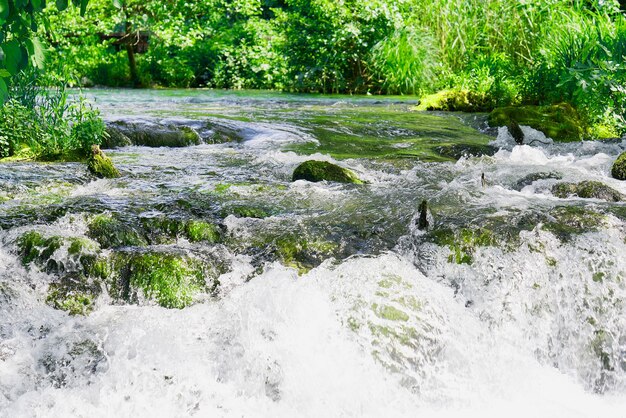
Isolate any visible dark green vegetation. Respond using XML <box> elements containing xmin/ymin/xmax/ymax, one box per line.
<box><xmin>292</xmin><ymin>160</ymin><xmax>363</xmax><ymax>184</ymax></box>
<box><xmin>31</xmin><ymin>0</ymin><xmax>626</xmax><ymax>137</ymax></box>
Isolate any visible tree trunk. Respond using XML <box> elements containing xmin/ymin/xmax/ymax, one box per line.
<box><xmin>125</xmin><ymin>21</ymin><xmax>142</xmax><ymax>88</ymax></box>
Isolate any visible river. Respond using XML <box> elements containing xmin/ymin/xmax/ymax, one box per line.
<box><xmin>1</xmin><ymin>90</ymin><xmax>625</xmax><ymax>417</ymax></box>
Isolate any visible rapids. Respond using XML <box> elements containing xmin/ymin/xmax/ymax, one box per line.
<box><xmin>1</xmin><ymin>90</ymin><xmax>625</xmax><ymax>417</ymax></box>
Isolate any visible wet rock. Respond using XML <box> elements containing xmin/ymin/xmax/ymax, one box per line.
<box><xmin>46</xmin><ymin>273</ymin><xmax>101</xmax><ymax>316</ymax></box>
<box><xmin>428</xmin><ymin>227</ymin><xmax>497</xmax><ymax>265</ymax></box>
<box><xmin>105</xmin><ymin>121</ymin><xmax>202</xmax><ymax>148</ymax></box>
<box><xmin>489</xmin><ymin>103</ymin><xmax>585</xmax><ymax>142</ymax></box>
<box><xmin>292</xmin><ymin>160</ymin><xmax>363</xmax><ymax>184</ymax></box>
<box><xmin>39</xmin><ymin>338</ymin><xmax>108</xmax><ymax>388</ymax></box>
<box><xmin>224</xmin><ymin>205</ymin><xmax>271</xmax><ymax>219</ymax></box>
<box><xmin>185</xmin><ymin>220</ymin><xmax>221</xmax><ymax>243</ymax></box>
<box><xmin>514</xmin><ymin>171</ymin><xmax>563</xmax><ymax>190</ymax></box>
<box><xmin>542</xmin><ymin>206</ymin><xmax>606</xmax><ymax>240</ymax></box>
<box><xmin>612</xmin><ymin>152</ymin><xmax>626</xmax><ymax>180</ymax></box>
<box><xmin>87</xmin><ymin>213</ymin><xmax>147</xmax><ymax>249</ymax></box>
<box><xmin>416</xmin><ymin>89</ymin><xmax>494</xmax><ymax>112</ymax></box>
<box><xmin>507</xmin><ymin>120</ymin><xmax>524</xmax><ymax>145</ymax></box>
<box><xmin>552</xmin><ymin>181</ymin><xmax>624</xmax><ymax>202</ymax></box>
<box><xmin>434</xmin><ymin>143</ymin><xmax>498</xmax><ymax>160</ymax></box>
<box><xmin>417</xmin><ymin>200</ymin><xmax>430</xmax><ymax>230</ymax></box>
<box><xmin>17</xmin><ymin>231</ymin><xmax>63</xmax><ymax>272</ymax></box>
<box><xmin>87</xmin><ymin>145</ymin><xmax>120</xmax><ymax>179</ymax></box>
<box><xmin>102</xmin><ymin>127</ymin><xmax>133</xmax><ymax>148</ymax></box>
<box><xmin>90</xmin><ymin>250</ymin><xmax>216</xmax><ymax>309</ymax></box>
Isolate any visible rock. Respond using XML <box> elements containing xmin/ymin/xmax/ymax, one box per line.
<box><xmin>87</xmin><ymin>145</ymin><xmax>120</xmax><ymax>179</ymax></box>
<box><xmin>90</xmin><ymin>250</ymin><xmax>214</xmax><ymax>309</ymax></box>
<box><xmin>514</xmin><ymin>171</ymin><xmax>563</xmax><ymax>190</ymax></box>
<box><xmin>612</xmin><ymin>152</ymin><xmax>626</xmax><ymax>180</ymax></box>
<box><xmin>292</xmin><ymin>160</ymin><xmax>363</xmax><ymax>184</ymax></box>
<box><xmin>46</xmin><ymin>273</ymin><xmax>100</xmax><ymax>316</ymax></box>
<box><xmin>87</xmin><ymin>214</ymin><xmax>147</xmax><ymax>249</ymax></box>
<box><xmin>17</xmin><ymin>231</ymin><xmax>63</xmax><ymax>271</ymax></box>
<box><xmin>489</xmin><ymin>103</ymin><xmax>585</xmax><ymax>142</ymax></box>
<box><xmin>542</xmin><ymin>206</ymin><xmax>606</xmax><ymax>240</ymax></box>
<box><xmin>417</xmin><ymin>200</ymin><xmax>430</xmax><ymax>230</ymax></box>
<box><xmin>102</xmin><ymin>127</ymin><xmax>132</xmax><ymax>148</ymax></box>
<box><xmin>184</xmin><ymin>220</ymin><xmax>221</xmax><ymax>243</ymax></box>
<box><xmin>429</xmin><ymin>227</ymin><xmax>497</xmax><ymax>265</ymax></box>
<box><xmin>507</xmin><ymin>120</ymin><xmax>524</xmax><ymax>145</ymax></box>
<box><xmin>552</xmin><ymin>180</ymin><xmax>624</xmax><ymax>202</ymax></box>
<box><xmin>416</xmin><ymin>89</ymin><xmax>494</xmax><ymax>112</ymax></box>
<box><xmin>106</xmin><ymin>121</ymin><xmax>202</xmax><ymax>148</ymax></box>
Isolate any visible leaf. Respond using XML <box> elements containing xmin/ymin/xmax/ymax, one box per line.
<box><xmin>31</xmin><ymin>0</ymin><xmax>43</xmax><ymax>11</ymax></box>
<box><xmin>112</xmin><ymin>0</ymin><xmax>123</xmax><ymax>9</ymax></box>
<box><xmin>1</xmin><ymin>40</ymin><xmax>21</xmax><ymax>75</ymax></box>
<box><xmin>25</xmin><ymin>37</ymin><xmax>45</xmax><ymax>68</ymax></box>
<box><xmin>56</xmin><ymin>0</ymin><xmax>68</xmax><ymax>11</ymax></box>
<box><xmin>0</xmin><ymin>0</ymin><xmax>8</xmax><ymax>20</ymax></box>
<box><xmin>0</xmin><ymin>69</ymin><xmax>9</xmax><ymax>77</ymax></box>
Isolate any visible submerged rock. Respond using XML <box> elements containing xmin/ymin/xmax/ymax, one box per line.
<box><xmin>46</xmin><ymin>273</ymin><xmax>100</xmax><ymax>316</ymax></box>
<box><xmin>489</xmin><ymin>103</ymin><xmax>585</xmax><ymax>142</ymax></box>
<box><xmin>105</xmin><ymin>121</ymin><xmax>202</xmax><ymax>148</ymax></box>
<box><xmin>429</xmin><ymin>227</ymin><xmax>497</xmax><ymax>265</ymax></box>
<box><xmin>91</xmin><ymin>250</ymin><xmax>215</xmax><ymax>309</ymax></box>
<box><xmin>552</xmin><ymin>181</ymin><xmax>624</xmax><ymax>202</ymax></box>
<box><xmin>507</xmin><ymin>120</ymin><xmax>525</xmax><ymax>145</ymax></box>
<box><xmin>514</xmin><ymin>171</ymin><xmax>563</xmax><ymax>190</ymax></box>
<box><xmin>87</xmin><ymin>145</ymin><xmax>120</xmax><ymax>179</ymax></box>
<box><xmin>17</xmin><ymin>231</ymin><xmax>63</xmax><ymax>271</ymax></box>
<box><xmin>87</xmin><ymin>214</ymin><xmax>147</xmax><ymax>249</ymax></box>
<box><xmin>292</xmin><ymin>160</ymin><xmax>363</xmax><ymax>184</ymax></box>
<box><xmin>612</xmin><ymin>152</ymin><xmax>626</xmax><ymax>180</ymax></box>
<box><xmin>542</xmin><ymin>206</ymin><xmax>606</xmax><ymax>240</ymax></box>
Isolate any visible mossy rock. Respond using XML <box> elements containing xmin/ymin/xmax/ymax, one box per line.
<box><xmin>274</xmin><ymin>236</ymin><xmax>339</xmax><ymax>274</ymax></box>
<box><xmin>91</xmin><ymin>251</ymin><xmax>213</xmax><ymax>309</ymax></box>
<box><xmin>87</xmin><ymin>214</ymin><xmax>147</xmax><ymax>249</ymax></box>
<box><xmin>292</xmin><ymin>160</ymin><xmax>363</xmax><ymax>184</ymax></box>
<box><xmin>416</xmin><ymin>89</ymin><xmax>495</xmax><ymax>112</ymax></box>
<box><xmin>102</xmin><ymin>127</ymin><xmax>133</xmax><ymax>148</ymax></box>
<box><xmin>552</xmin><ymin>181</ymin><xmax>624</xmax><ymax>202</ymax></box>
<box><xmin>542</xmin><ymin>206</ymin><xmax>605</xmax><ymax>240</ymax></box>
<box><xmin>488</xmin><ymin>103</ymin><xmax>585</xmax><ymax>142</ymax></box>
<box><xmin>17</xmin><ymin>231</ymin><xmax>63</xmax><ymax>271</ymax></box>
<box><xmin>46</xmin><ymin>273</ymin><xmax>100</xmax><ymax>316</ymax></box>
<box><xmin>222</xmin><ymin>205</ymin><xmax>272</xmax><ymax>219</ymax></box>
<box><xmin>514</xmin><ymin>172</ymin><xmax>563</xmax><ymax>190</ymax></box>
<box><xmin>106</xmin><ymin>121</ymin><xmax>202</xmax><ymax>148</ymax></box>
<box><xmin>612</xmin><ymin>152</ymin><xmax>626</xmax><ymax>180</ymax></box>
<box><xmin>185</xmin><ymin>220</ymin><xmax>221</xmax><ymax>243</ymax></box>
<box><xmin>429</xmin><ymin>227</ymin><xmax>497</xmax><ymax>265</ymax></box>
<box><xmin>87</xmin><ymin>147</ymin><xmax>120</xmax><ymax>179</ymax></box>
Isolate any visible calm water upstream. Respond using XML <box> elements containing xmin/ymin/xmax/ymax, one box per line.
<box><xmin>1</xmin><ymin>89</ymin><xmax>626</xmax><ymax>417</ymax></box>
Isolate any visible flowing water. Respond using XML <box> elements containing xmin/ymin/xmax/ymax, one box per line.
<box><xmin>1</xmin><ymin>90</ymin><xmax>626</xmax><ymax>417</ymax></box>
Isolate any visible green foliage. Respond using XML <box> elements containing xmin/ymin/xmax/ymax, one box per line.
<box><xmin>0</xmin><ymin>71</ymin><xmax>105</xmax><ymax>159</ymax></box>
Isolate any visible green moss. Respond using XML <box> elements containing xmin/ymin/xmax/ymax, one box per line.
<box><xmin>185</xmin><ymin>220</ymin><xmax>221</xmax><ymax>243</ymax></box>
<box><xmin>612</xmin><ymin>152</ymin><xmax>626</xmax><ymax>180</ymax></box>
<box><xmin>46</xmin><ymin>273</ymin><xmax>101</xmax><ymax>316</ymax></box>
<box><xmin>292</xmin><ymin>160</ymin><xmax>363</xmax><ymax>184</ymax></box>
<box><xmin>488</xmin><ymin>103</ymin><xmax>586</xmax><ymax>142</ymax></box>
<box><xmin>87</xmin><ymin>152</ymin><xmax>120</xmax><ymax>179</ymax></box>
<box><xmin>87</xmin><ymin>214</ymin><xmax>147</xmax><ymax>248</ymax></box>
<box><xmin>542</xmin><ymin>206</ymin><xmax>605</xmax><ymax>240</ymax></box>
<box><xmin>274</xmin><ymin>237</ymin><xmax>338</xmax><ymax>274</ymax></box>
<box><xmin>431</xmin><ymin>227</ymin><xmax>497</xmax><ymax>265</ymax></box>
<box><xmin>416</xmin><ymin>89</ymin><xmax>495</xmax><ymax>112</ymax></box>
<box><xmin>372</xmin><ymin>303</ymin><xmax>410</xmax><ymax>322</ymax></box>
<box><xmin>552</xmin><ymin>181</ymin><xmax>623</xmax><ymax>202</ymax></box>
<box><xmin>17</xmin><ymin>231</ymin><xmax>62</xmax><ymax>267</ymax></box>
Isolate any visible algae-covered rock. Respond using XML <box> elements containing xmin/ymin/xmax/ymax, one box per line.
<box><xmin>542</xmin><ymin>206</ymin><xmax>605</xmax><ymax>240</ymax></box>
<box><xmin>17</xmin><ymin>231</ymin><xmax>63</xmax><ymax>270</ymax></box>
<box><xmin>87</xmin><ymin>214</ymin><xmax>147</xmax><ymax>248</ymax></box>
<box><xmin>552</xmin><ymin>181</ymin><xmax>624</xmax><ymax>202</ymax></box>
<box><xmin>185</xmin><ymin>220</ymin><xmax>221</xmax><ymax>243</ymax></box>
<box><xmin>106</xmin><ymin>121</ymin><xmax>202</xmax><ymax>148</ymax></box>
<box><xmin>274</xmin><ymin>236</ymin><xmax>339</xmax><ymax>274</ymax></box>
<box><xmin>91</xmin><ymin>251</ymin><xmax>213</xmax><ymax>309</ymax></box>
<box><xmin>514</xmin><ymin>172</ymin><xmax>563</xmax><ymax>190</ymax></box>
<box><xmin>292</xmin><ymin>160</ymin><xmax>363</xmax><ymax>184</ymax></box>
<box><xmin>612</xmin><ymin>152</ymin><xmax>626</xmax><ymax>180</ymax></box>
<box><xmin>101</xmin><ymin>127</ymin><xmax>133</xmax><ymax>148</ymax></box>
<box><xmin>46</xmin><ymin>273</ymin><xmax>100</xmax><ymax>316</ymax></box>
<box><xmin>488</xmin><ymin>103</ymin><xmax>585</xmax><ymax>142</ymax></box>
<box><xmin>416</xmin><ymin>89</ymin><xmax>494</xmax><ymax>112</ymax></box>
<box><xmin>87</xmin><ymin>145</ymin><xmax>120</xmax><ymax>179</ymax></box>
<box><xmin>429</xmin><ymin>227</ymin><xmax>497</xmax><ymax>265</ymax></box>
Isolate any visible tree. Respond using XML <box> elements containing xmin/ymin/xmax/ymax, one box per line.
<box><xmin>0</xmin><ymin>0</ymin><xmax>88</xmax><ymax>103</ymax></box>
